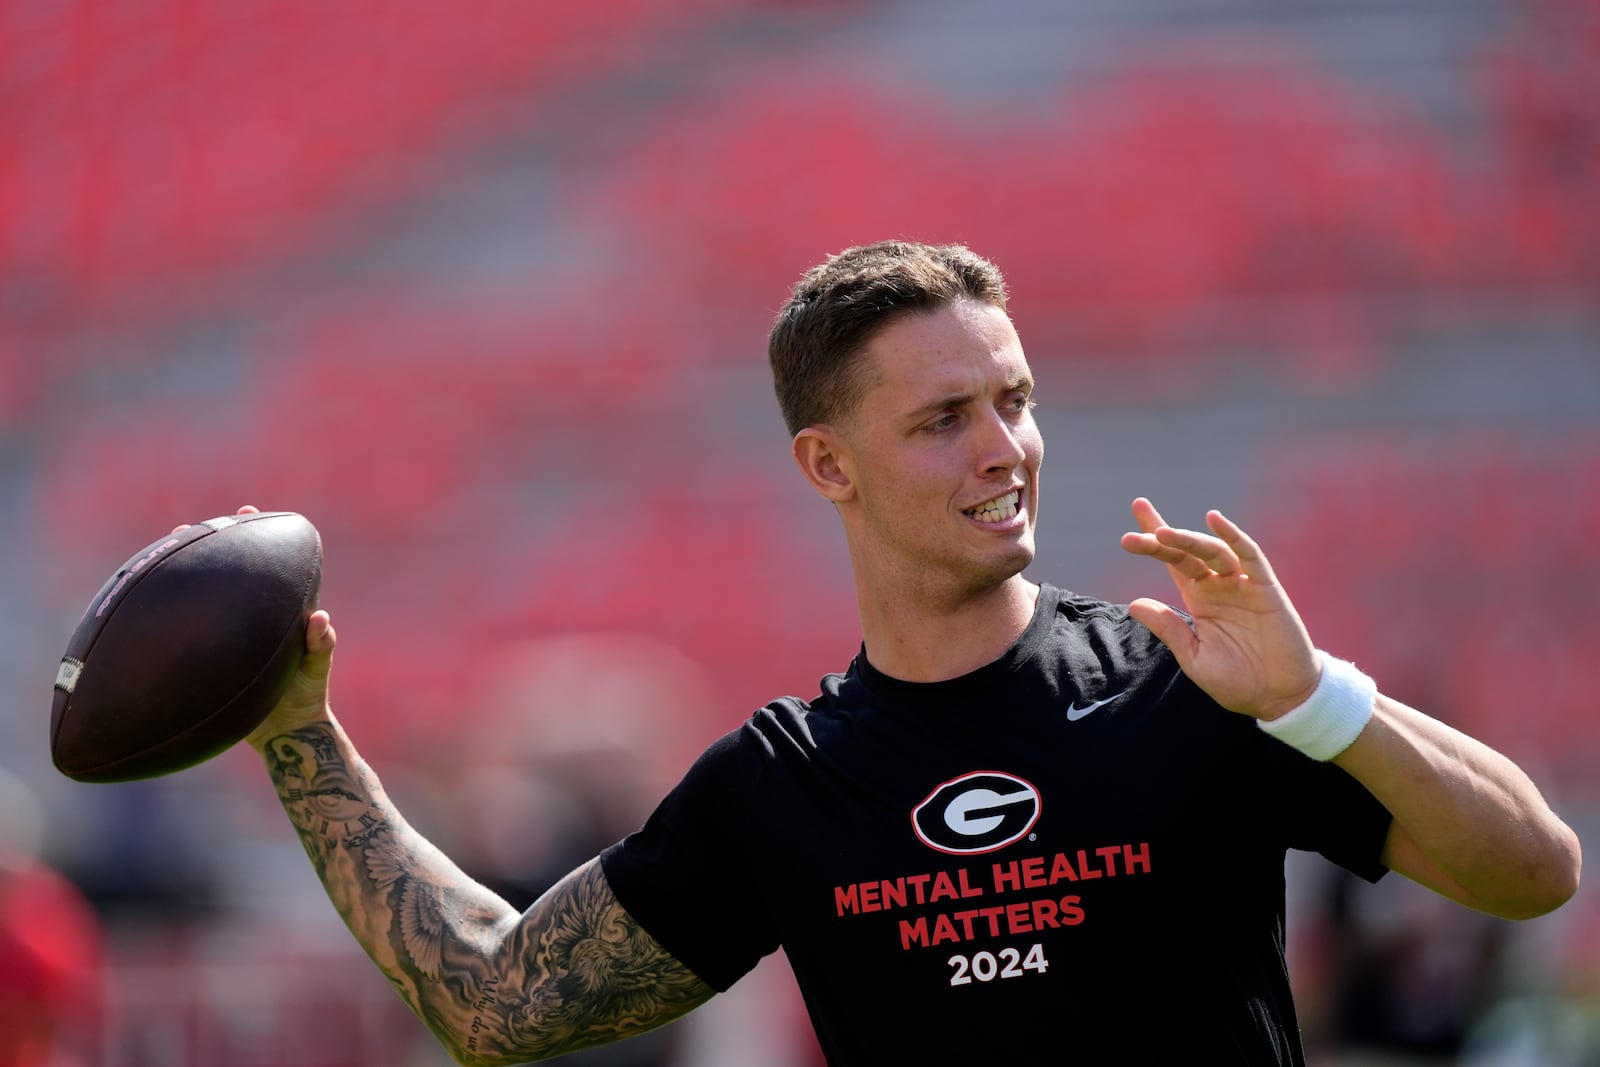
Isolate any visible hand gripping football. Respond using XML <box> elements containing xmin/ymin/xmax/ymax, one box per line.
<box><xmin>50</xmin><ymin>511</ymin><xmax>323</xmax><ymax>783</ymax></box>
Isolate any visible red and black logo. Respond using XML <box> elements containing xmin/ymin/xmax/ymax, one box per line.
<box><xmin>911</xmin><ymin>771</ymin><xmax>1041</xmax><ymax>855</ymax></box>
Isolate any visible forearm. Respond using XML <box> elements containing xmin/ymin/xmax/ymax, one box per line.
<box><xmin>1334</xmin><ymin>694</ymin><xmax>1581</xmax><ymax>919</ymax></box>
<box><xmin>255</xmin><ymin>714</ymin><xmax>521</xmax><ymax>1060</ymax></box>
<box><xmin>255</xmin><ymin>715</ymin><xmax>713</xmax><ymax>1064</ymax></box>
<box><xmin>241</xmin><ymin>606</ymin><xmax>716</xmax><ymax>1064</ymax></box>
<box><xmin>254</xmin><ymin>713</ymin><xmax>713</xmax><ymax>1062</ymax></box>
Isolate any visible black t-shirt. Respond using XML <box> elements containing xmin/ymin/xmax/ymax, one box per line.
<box><xmin>601</xmin><ymin>585</ymin><xmax>1391</xmax><ymax>1064</ymax></box>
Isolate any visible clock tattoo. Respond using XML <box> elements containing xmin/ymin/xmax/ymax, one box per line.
<box><xmin>264</xmin><ymin>726</ymin><xmax>386</xmax><ymax>864</ymax></box>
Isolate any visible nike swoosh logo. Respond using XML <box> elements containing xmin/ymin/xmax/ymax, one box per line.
<box><xmin>1066</xmin><ymin>692</ymin><xmax>1125</xmax><ymax>721</ymax></box>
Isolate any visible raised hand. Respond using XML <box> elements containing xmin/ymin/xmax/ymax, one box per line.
<box><xmin>246</xmin><ymin>608</ymin><xmax>337</xmax><ymax>749</ymax></box>
<box><xmin>1119</xmin><ymin>497</ymin><xmax>1318</xmax><ymax>720</ymax></box>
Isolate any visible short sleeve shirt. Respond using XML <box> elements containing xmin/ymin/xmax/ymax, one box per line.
<box><xmin>601</xmin><ymin>585</ymin><xmax>1391</xmax><ymax>1064</ymax></box>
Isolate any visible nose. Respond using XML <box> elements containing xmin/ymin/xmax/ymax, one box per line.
<box><xmin>975</xmin><ymin>407</ymin><xmax>1029</xmax><ymax>475</ymax></box>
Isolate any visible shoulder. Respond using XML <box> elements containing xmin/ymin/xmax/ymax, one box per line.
<box><xmin>1044</xmin><ymin>585</ymin><xmax>1180</xmax><ymax>679</ymax></box>
<box><xmin>1053</xmin><ymin>587</ymin><xmax>1163</xmax><ymax>639</ymax></box>
<box><xmin>668</xmin><ymin>692</ymin><xmax>836</xmax><ymax>796</ymax></box>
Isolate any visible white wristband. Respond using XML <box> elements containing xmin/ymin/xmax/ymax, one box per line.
<box><xmin>1257</xmin><ymin>652</ymin><xmax>1376</xmax><ymax>761</ymax></box>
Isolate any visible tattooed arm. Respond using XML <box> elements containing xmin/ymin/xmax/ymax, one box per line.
<box><xmin>249</xmin><ymin>611</ymin><xmax>714</xmax><ymax>1066</ymax></box>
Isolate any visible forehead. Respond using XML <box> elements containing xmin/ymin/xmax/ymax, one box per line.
<box><xmin>857</xmin><ymin>300</ymin><xmax>1030</xmax><ymax>406</ymax></box>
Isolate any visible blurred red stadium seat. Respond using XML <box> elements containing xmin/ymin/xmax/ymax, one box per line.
<box><xmin>0</xmin><ymin>0</ymin><xmax>758</xmax><ymax>327</ymax></box>
<box><xmin>574</xmin><ymin>58</ymin><xmax>1452</xmax><ymax>378</ymax></box>
<box><xmin>1249</xmin><ymin>435</ymin><xmax>1600</xmax><ymax>781</ymax></box>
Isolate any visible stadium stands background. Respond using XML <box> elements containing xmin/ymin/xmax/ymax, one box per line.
<box><xmin>3</xmin><ymin>0</ymin><xmax>1597</xmax><ymax>1062</ymax></box>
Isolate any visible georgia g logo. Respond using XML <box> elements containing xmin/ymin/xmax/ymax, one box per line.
<box><xmin>911</xmin><ymin>770</ymin><xmax>1041</xmax><ymax>855</ymax></box>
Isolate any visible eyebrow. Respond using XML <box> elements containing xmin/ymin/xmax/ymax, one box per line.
<box><xmin>901</xmin><ymin>374</ymin><xmax>1034</xmax><ymax>422</ymax></box>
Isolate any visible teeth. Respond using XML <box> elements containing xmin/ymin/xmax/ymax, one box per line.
<box><xmin>966</xmin><ymin>490</ymin><xmax>1020</xmax><ymax>524</ymax></box>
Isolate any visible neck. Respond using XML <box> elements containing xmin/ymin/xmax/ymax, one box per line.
<box><xmin>855</xmin><ymin>571</ymin><xmax>1040</xmax><ymax>683</ymax></box>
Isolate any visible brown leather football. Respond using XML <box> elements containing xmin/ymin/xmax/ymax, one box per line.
<box><xmin>51</xmin><ymin>511</ymin><xmax>322</xmax><ymax>783</ymax></box>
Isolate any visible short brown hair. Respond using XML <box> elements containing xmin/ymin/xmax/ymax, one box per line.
<box><xmin>768</xmin><ymin>240</ymin><xmax>1009</xmax><ymax>436</ymax></box>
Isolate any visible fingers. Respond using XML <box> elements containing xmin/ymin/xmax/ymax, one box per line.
<box><xmin>1122</xmin><ymin>499</ymin><xmax>1273</xmax><ymax>583</ymax></box>
<box><xmin>1204</xmin><ymin>509</ymin><xmax>1279</xmax><ymax>584</ymax></box>
<box><xmin>1120</xmin><ymin>529</ymin><xmax>1216</xmax><ymax>580</ymax></box>
<box><xmin>1154</xmin><ymin>522</ymin><xmax>1245</xmax><ymax>577</ymax></box>
<box><xmin>1123</xmin><ymin>497</ymin><xmax>1237</xmax><ymax>580</ymax></box>
<box><xmin>172</xmin><ymin>505</ymin><xmax>260</xmax><ymax>536</ymax></box>
<box><xmin>1130</xmin><ymin>496</ymin><xmax>1167</xmax><ymax>534</ymax></box>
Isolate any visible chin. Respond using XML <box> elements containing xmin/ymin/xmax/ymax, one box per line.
<box><xmin>1001</xmin><ymin>529</ymin><xmax>1037</xmax><ymax>568</ymax></box>
<box><xmin>970</xmin><ymin>543</ymin><xmax>1036</xmax><ymax>590</ymax></box>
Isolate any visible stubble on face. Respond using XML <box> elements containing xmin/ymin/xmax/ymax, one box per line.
<box><xmin>833</xmin><ymin>300</ymin><xmax>1043</xmax><ymax>605</ymax></box>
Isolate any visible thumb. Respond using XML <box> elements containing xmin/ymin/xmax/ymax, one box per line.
<box><xmin>1127</xmin><ymin>598</ymin><xmax>1198</xmax><ymax>665</ymax></box>
<box><xmin>249</xmin><ymin>610</ymin><xmax>336</xmax><ymax>749</ymax></box>
<box><xmin>282</xmin><ymin>609</ymin><xmax>336</xmax><ymax>703</ymax></box>
<box><xmin>297</xmin><ymin>610</ymin><xmax>336</xmax><ymax>682</ymax></box>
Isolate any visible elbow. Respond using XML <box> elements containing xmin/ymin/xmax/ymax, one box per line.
<box><xmin>1541</xmin><ymin>826</ymin><xmax>1583</xmax><ymax>915</ymax></box>
<box><xmin>1503</xmin><ymin>822</ymin><xmax>1583</xmax><ymax>921</ymax></box>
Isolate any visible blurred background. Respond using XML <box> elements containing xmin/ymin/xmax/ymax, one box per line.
<box><xmin>3</xmin><ymin>0</ymin><xmax>1598</xmax><ymax>1063</ymax></box>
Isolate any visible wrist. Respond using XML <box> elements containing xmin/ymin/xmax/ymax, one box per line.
<box><xmin>247</xmin><ymin>705</ymin><xmax>336</xmax><ymax>752</ymax></box>
<box><xmin>1256</xmin><ymin>652</ymin><xmax>1376</xmax><ymax>761</ymax></box>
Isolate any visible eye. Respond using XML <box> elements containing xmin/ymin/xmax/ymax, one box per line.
<box><xmin>923</xmin><ymin>412</ymin><xmax>959</xmax><ymax>434</ymax></box>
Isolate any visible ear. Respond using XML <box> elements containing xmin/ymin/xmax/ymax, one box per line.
<box><xmin>792</xmin><ymin>426</ymin><xmax>855</xmax><ymax>503</ymax></box>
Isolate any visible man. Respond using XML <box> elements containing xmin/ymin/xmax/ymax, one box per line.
<box><xmin>246</xmin><ymin>241</ymin><xmax>1579</xmax><ymax>1065</ymax></box>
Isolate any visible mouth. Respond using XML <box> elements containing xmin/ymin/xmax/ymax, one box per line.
<box><xmin>963</xmin><ymin>488</ymin><xmax>1022</xmax><ymax>525</ymax></box>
